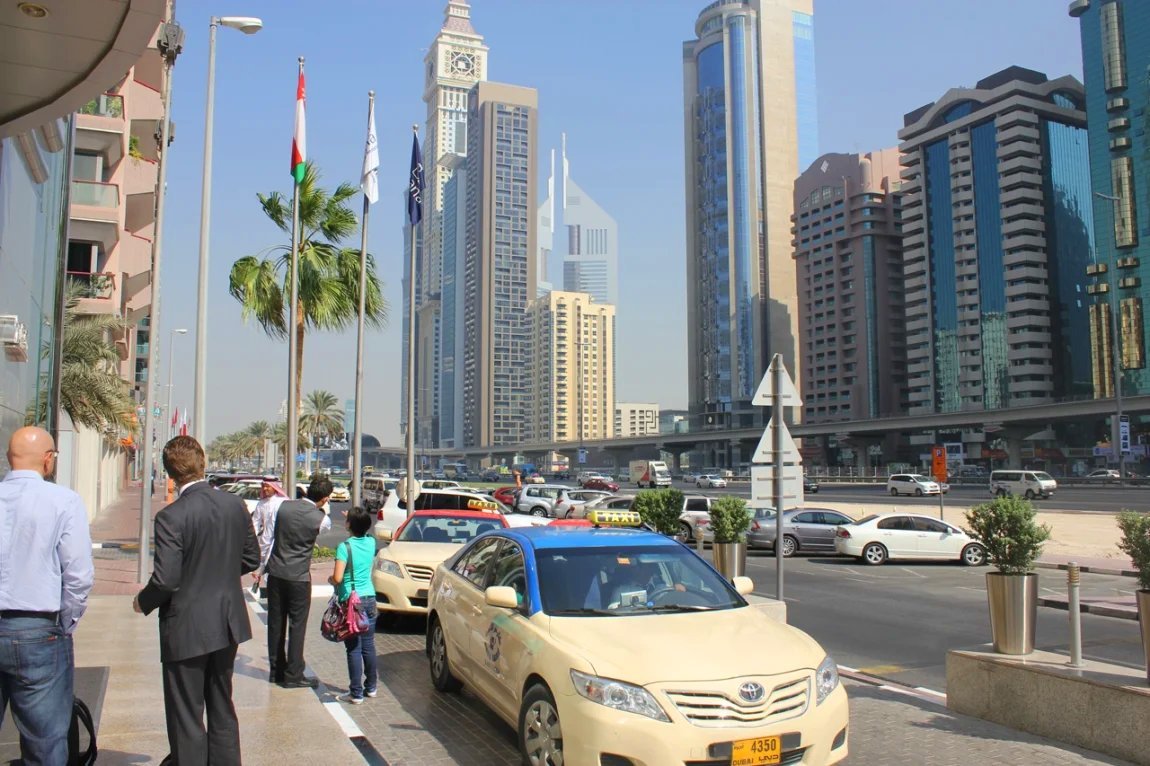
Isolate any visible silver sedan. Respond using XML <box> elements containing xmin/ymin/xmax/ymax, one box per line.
<box><xmin>749</xmin><ymin>508</ymin><xmax>857</xmax><ymax>557</ymax></box>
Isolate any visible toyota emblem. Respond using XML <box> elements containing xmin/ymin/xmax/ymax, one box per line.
<box><xmin>738</xmin><ymin>682</ymin><xmax>765</xmax><ymax>703</ymax></box>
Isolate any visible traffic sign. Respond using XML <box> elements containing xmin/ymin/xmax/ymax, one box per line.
<box><xmin>749</xmin><ymin>466</ymin><xmax>804</xmax><ymax>508</ymax></box>
<box><xmin>1120</xmin><ymin>415</ymin><xmax>1131</xmax><ymax>454</ymax></box>
<box><xmin>931</xmin><ymin>445</ymin><xmax>948</xmax><ymax>483</ymax></box>
<box><xmin>152</xmin><ymin>407</ymin><xmax>161</xmax><ymax>417</ymax></box>
<box><xmin>752</xmin><ymin>416</ymin><xmax>802</xmax><ymax>465</ymax></box>
<box><xmin>578</xmin><ymin>448</ymin><xmax>587</xmax><ymax>464</ymax></box>
<box><xmin>752</xmin><ymin>355</ymin><xmax>802</xmax><ymax>407</ymax></box>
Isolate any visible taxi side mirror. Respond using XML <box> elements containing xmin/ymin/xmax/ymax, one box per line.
<box><xmin>732</xmin><ymin>576</ymin><xmax>754</xmax><ymax>596</ymax></box>
<box><xmin>376</xmin><ymin>526</ymin><xmax>393</xmax><ymax>543</ymax></box>
<box><xmin>485</xmin><ymin>586</ymin><xmax>519</xmax><ymax>609</ymax></box>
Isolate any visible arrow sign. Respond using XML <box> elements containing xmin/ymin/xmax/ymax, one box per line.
<box><xmin>752</xmin><ymin>416</ymin><xmax>802</xmax><ymax>465</ymax></box>
<box><xmin>752</xmin><ymin>354</ymin><xmax>802</xmax><ymax>408</ymax></box>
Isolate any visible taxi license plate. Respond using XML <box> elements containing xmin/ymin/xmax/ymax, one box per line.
<box><xmin>731</xmin><ymin>736</ymin><xmax>781</xmax><ymax>766</ymax></box>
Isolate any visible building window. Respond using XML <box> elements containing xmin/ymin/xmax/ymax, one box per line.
<box><xmin>1101</xmin><ymin>1</ymin><xmax>1127</xmax><ymax>92</ymax></box>
<box><xmin>1120</xmin><ymin>297</ymin><xmax>1145</xmax><ymax>370</ymax></box>
<box><xmin>1110</xmin><ymin>156</ymin><xmax>1138</xmax><ymax>248</ymax></box>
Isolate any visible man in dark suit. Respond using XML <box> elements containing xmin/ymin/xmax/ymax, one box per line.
<box><xmin>134</xmin><ymin>436</ymin><xmax>260</xmax><ymax>765</ymax></box>
<box><xmin>260</xmin><ymin>476</ymin><xmax>332</xmax><ymax>688</ymax></box>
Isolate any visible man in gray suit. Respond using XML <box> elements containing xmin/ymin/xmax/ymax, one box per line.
<box><xmin>135</xmin><ymin>436</ymin><xmax>260</xmax><ymax>766</ymax></box>
<box><xmin>262</xmin><ymin>476</ymin><xmax>332</xmax><ymax>687</ymax></box>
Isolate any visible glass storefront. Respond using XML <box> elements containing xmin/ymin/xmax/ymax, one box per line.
<box><xmin>0</xmin><ymin>120</ymin><xmax>71</xmax><ymax>467</ymax></box>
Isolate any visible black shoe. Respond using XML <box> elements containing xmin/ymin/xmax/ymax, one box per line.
<box><xmin>279</xmin><ymin>678</ymin><xmax>319</xmax><ymax>689</ymax></box>
<box><xmin>268</xmin><ymin>673</ymin><xmax>284</xmax><ymax>684</ymax></box>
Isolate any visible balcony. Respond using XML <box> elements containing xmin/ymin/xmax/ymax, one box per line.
<box><xmin>75</xmin><ymin>94</ymin><xmax>125</xmax><ymax>166</ymax></box>
<box><xmin>68</xmin><ymin>271</ymin><xmax>118</xmax><ymax>316</ymax></box>
<box><xmin>70</xmin><ymin>181</ymin><xmax>120</xmax><ymax>252</ymax></box>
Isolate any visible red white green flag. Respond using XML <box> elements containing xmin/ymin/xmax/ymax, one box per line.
<box><xmin>291</xmin><ymin>67</ymin><xmax>306</xmax><ymax>184</ymax></box>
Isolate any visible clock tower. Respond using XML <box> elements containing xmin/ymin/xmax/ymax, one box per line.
<box><xmin>412</xmin><ymin>0</ymin><xmax>488</xmax><ymax>449</ymax></box>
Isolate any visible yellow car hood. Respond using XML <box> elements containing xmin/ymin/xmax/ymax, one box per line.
<box><xmin>548</xmin><ymin>606</ymin><xmax>824</xmax><ymax>685</ymax></box>
<box><xmin>382</xmin><ymin>541</ymin><xmax>464</xmax><ymax>567</ymax></box>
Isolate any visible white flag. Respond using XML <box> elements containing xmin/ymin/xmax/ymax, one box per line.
<box><xmin>361</xmin><ymin>101</ymin><xmax>379</xmax><ymax>204</ymax></box>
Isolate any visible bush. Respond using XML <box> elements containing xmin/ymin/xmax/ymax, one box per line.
<box><xmin>708</xmin><ymin>496</ymin><xmax>752</xmax><ymax>544</ymax></box>
<box><xmin>632</xmin><ymin>488</ymin><xmax>683</xmax><ymax>536</ymax></box>
<box><xmin>313</xmin><ymin>546</ymin><xmax>335</xmax><ymax>560</ymax></box>
<box><xmin>1117</xmin><ymin>510</ymin><xmax>1150</xmax><ymax>591</ymax></box>
<box><xmin>963</xmin><ymin>496</ymin><xmax>1050</xmax><ymax>575</ymax></box>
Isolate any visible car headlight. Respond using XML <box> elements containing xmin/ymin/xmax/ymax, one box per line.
<box><xmin>374</xmin><ymin>557</ymin><xmax>403</xmax><ymax>578</ymax></box>
<box><xmin>815</xmin><ymin>655</ymin><xmax>839</xmax><ymax>704</ymax></box>
<box><xmin>570</xmin><ymin>670</ymin><xmax>670</xmax><ymax>722</ymax></box>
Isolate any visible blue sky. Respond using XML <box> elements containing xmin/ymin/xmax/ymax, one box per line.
<box><xmin>157</xmin><ymin>0</ymin><xmax>1084</xmax><ymax>444</ymax></box>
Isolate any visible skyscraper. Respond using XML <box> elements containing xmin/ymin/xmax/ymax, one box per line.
<box><xmin>683</xmin><ymin>0</ymin><xmax>818</xmax><ymax>449</ymax></box>
<box><xmin>561</xmin><ymin>136</ymin><xmax>619</xmax><ymax>307</ymax></box>
<box><xmin>461</xmin><ymin>82</ymin><xmax>538</xmax><ymax>447</ymax></box>
<box><xmin>409</xmin><ymin>0</ymin><xmax>488</xmax><ymax>448</ymax></box>
<box><xmin>1069</xmin><ymin>0</ymin><xmax>1150</xmax><ymax>399</ymax></box>
<box><xmin>898</xmin><ymin>67</ymin><xmax>1094</xmax><ymax>457</ymax></box>
<box><xmin>438</xmin><ymin>154</ymin><xmax>467</xmax><ymax>448</ymax></box>
<box><xmin>536</xmin><ymin>149</ymin><xmax>556</xmax><ymax>297</ymax></box>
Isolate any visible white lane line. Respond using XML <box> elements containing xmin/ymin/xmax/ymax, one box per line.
<box><xmin>838</xmin><ymin>665</ymin><xmax>857</xmax><ymax>673</ymax></box>
<box><xmin>321</xmin><ymin>700</ymin><xmax>365</xmax><ymax>738</ymax></box>
<box><xmin>915</xmin><ymin>686</ymin><xmax>947</xmax><ymax>699</ymax></box>
<box><xmin>900</xmin><ymin>568</ymin><xmax>926</xmax><ymax>579</ymax></box>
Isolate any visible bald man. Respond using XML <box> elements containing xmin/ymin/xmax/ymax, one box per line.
<box><xmin>0</xmin><ymin>426</ymin><xmax>94</xmax><ymax>763</ymax></box>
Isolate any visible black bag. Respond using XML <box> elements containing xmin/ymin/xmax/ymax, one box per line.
<box><xmin>68</xmin><ymin>697</ymin><xmax>97</xmax><ymax>766</ymax></box>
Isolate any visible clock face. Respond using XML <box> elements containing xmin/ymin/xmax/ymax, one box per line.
<box><xmin>449</xmin><ymin>51</ymin><xmax>475</xmax><ymax>76</ymax></box>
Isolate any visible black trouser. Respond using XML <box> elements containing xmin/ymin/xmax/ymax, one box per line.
<box><xmin>265</xmin><ymin>575</ymin><xmax>312</xmax><ymax>683</ymax></box>
<box><xmin>161</xmin><ymin>643</ymin><xmax>240</xmax><ymax>766</ymax></box>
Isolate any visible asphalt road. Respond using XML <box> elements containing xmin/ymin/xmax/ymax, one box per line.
<box><xmin>740</xmin><ymin>552</ymin><xmax>1145</xmax><ymax>692</ymax></box>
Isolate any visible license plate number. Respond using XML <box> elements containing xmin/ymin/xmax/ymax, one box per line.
<box><xmin>731</xmin><ymin>736</ymin><xmax>781</xmax><ymax>766</ymax></box>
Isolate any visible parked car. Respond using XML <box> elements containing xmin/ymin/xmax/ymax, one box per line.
<box><xmin>677</xmin><ymin>495</ymin><xmax>716</xmax><ymax>542</ymax></box>
<box><xmin>492</xmin><ymin>486</ymin><xmax>518</xmax><ymax>507</ymax></box>
<box><xmin>803</xmin><ymin>475</ymin><xmax>820</xmax><ymax>494</ymax></box>
<box><xmin>421</xmin><ymin>479</ymin><xmax>462</xmax><ymax>490</ymax></box>
<box><xmin>700</xmin><ymin>506</ymin><xmax>775</xmax><ymax>545</ymax></box>
<box><xmin>552</xmin><ymin>489</ymin><xmax>612</xmax><ymax>520</ymax></box>
<box><xmin>989</xmin><ymin>469</ymin><xmax>1057</xmax><ymax>500</ymax></box>
<box><xmin>1086</xmin><ymin>469</ymin><xmax>1120</xmax><ymax>481</ymax></box>
<box><xmin>749</xmin><ymin>508</ymin><xmax>856</xmax><ymax>556</ymax></box>
<box><xmin>567</xmin><ymin>494</ymin><xmax>635</xmax><ymax>520</ymax></box>
<box><xmin>885</xmin><ymin>474</ymin><xmax>942</xmax><ymax>497</ymax></box>
<box><xmin>834</xmin><ymin>513</ymin><xmax>986</xmax><ymax>566</ymax></box>
<box><xmin>695</xmin><ymin>474</ymin><xmax>727</xmax><ymax>489</ymax></box>
<box><xmin>515</xmin><ymin>484</ymin><xmax>573</xmax><ymax>517</ymax></box>
<box><xmin>362</xmin><ymin>476</ymin><xmax>398</xmax><ymax>511</ymax></box>
<box><xmin>581</xmin><ymin>477</ymin><xmax>620</xmax><ymax>492</ymax></box>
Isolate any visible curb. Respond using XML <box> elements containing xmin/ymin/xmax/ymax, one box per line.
<box><xmin>1035</xmin><ymin>561</ymin><xmax>1137</xmax><ymax>579</ymax></box>
<box><xmin>1037</xmin><ymin>596</ymin><xmax>1138</xmax><ymax>621</ymax></box>
<box><xmin>836</xmin><ymin>665</ymin><xmax>947</xmax><ymax>707</ymax></box>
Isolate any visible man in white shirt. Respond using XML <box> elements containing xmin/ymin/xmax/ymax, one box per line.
<box><xmin>251</xmin><ymin>481</ymin><xmax>287</xmax><ymax>578</ymax></box>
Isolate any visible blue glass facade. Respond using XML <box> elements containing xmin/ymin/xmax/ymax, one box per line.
<box><xmin>792</xmin><ymin>11</ymin><xmax>819</xmax><ymax>171</ymax></box>
<box><xmin>727</xmin><ymin>14</ymin><xmax>756</xmax><ymax>400</ymax></box>
<box><xmin>924</xmin><ymin>139</ymin><xmax>960</xmax><ymax>412</ymax></box>
<box><xmin>439</xmin><ymin>170</ymin><xmax>460</xmax><ymax>446</ymax></box>
<box><xmin>971</xmin><ymin>121</ymin><xmax>1009</xmax><ymax>409</ymax></box>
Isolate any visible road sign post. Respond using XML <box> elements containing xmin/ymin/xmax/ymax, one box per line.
<box><xmin>751</xmin><ymin>354</ymin><xmax>803</xmax><ymax>602</ymax></box>
<box><xmin>931</xmin><ymin>445</ymin><xmax>948</xmax><ymax>520</ymax></box>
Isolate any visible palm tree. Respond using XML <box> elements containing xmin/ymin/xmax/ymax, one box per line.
<box><xmin>229</xmin><ymin>162</ymin><xmax>387</xmax><ymax>427</ymax></box>
<box><xmin>299</xmin><ymin>389</ymin><xmax>344</xmax><ymax>476</ymax></box>
<box><xmin>27</xmin><ymin>285</ymin><xmax>136</xmax><ymax>441</ymax></box>
<box><xmin>246</xmin><ymin>420</ymin><xmax>272</xmax><ymax>469</ymax></box>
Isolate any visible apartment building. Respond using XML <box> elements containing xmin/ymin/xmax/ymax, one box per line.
<box><xmin>615</xmin><ymin>402</ymin><xmax>660</xmax><ymax>437</ymax></box>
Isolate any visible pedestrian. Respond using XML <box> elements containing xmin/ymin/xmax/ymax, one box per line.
<box><xmin>251</xmin><ymin>481</ymin><xmax>287</xmax><ymax>590</ymax></box>
<box><xmin>134</xmin><ymin>436</ymin><xmax>260</xmax><ymax>766</ymax></box>
<box><xmin>0</xmin><ymin>426</ymin><xmax>94</xmax><ymax>763</ymax></box>
<box><xmin>327</xmin><ymin>506</ymin><xmax>377</xmax><ymax>704</ymax></box>
<box><xmin>264</xmin><ymin>476</ymin><xmax>333</xmax><ymax>688</ymax></box>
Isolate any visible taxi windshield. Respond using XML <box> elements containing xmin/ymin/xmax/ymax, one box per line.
<box><xmin>535</xmin><ymin>546</ymin><xmax>745</xmax><ymax>616</ymax></box>
<box><xmin>396</xmin><ymin>515</ymin><xmax>502</xmax><ymax>544</ymax></box>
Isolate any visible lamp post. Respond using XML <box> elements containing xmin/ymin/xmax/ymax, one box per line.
<box><xmin>193</xmin><ymin>15</ymin><xmax>263</xmax><ymax>441</ymax></box>
<box><xmin>1094</xmin><ymin>191</ymin><xmax>1126</xmax><ymax>481</ymax></box>
<box><xmin>165</xmin><ymin>328</ymin><xmax>188</xmax><ymax>445</ymax></box>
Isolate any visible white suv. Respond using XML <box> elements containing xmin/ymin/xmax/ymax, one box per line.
<box><xmin>886</xmin><ymin>474</ymin><xmax>942</xmax><ymax>497</ymax></box>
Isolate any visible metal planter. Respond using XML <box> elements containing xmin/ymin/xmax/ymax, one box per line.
<box><xmin>1138</xmin><ymin>590</ymin><xmax>1150</xmax><ymax>684</ymax></box>
<box><xmin>712</xmin><ymin>542</ymin><xmax>747</xmax><ymax>579</ymax></box>
<box><xmin>985</xmin><ymin>572</ymin><xmax>1038</xmax><ymax>655</ymax></box>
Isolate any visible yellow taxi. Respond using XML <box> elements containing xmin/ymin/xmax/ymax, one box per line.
<box><xmin>372</xmin><ymin>500</ymin><xmax>506</xmax><ymax>618</ymax></box>
<box><xmin>426</xmin><ymin>510</ymin><xmax>848</xmax><ymax>765</ymax></box>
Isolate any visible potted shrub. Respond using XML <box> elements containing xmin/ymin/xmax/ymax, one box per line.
<box><xmin>632</xmin><ymin>489</ymin><xmax>683</xmax><ymax>537</ymax></box>
<box><xmin>964</xmin><ymin>495</ymin><xmax>1051</xmax><ymax>655</ymax></box>
<box><xmin>708</xmin><ymin>496</ymin><xmax>752</xmax><ymax>579</ymax></box>
<box><xmin>1116</xmin><ymin>510</ymin><xmax>1150</xmax><ymax>682</ymax></box>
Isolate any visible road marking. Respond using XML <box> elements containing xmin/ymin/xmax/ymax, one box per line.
<box><xmin>900</xmin><ymin>567</ymin><xmax>926</xmax><ymax>579</ymax></box>
<box><xmin>322</xmin><ymin>699</ymin><xmax>365</xmax><ymax>738</ymax></box>
<box><xmin>857</xmin><ymin>664</ymin><xmax>905</xmax><ymax>676</ymax></box>
<box><xmin>838</xmin><ymin>664</ymin><xmax>857</xmax><ymax>672</ymax></box>
<box><xmin>915</xmin><ymin>686</ymin><xmax>947</xmax><ymax>699</ymax></box>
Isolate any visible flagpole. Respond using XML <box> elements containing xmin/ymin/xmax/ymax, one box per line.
<box><xmin>285</xmin><ymin>56</ymin><xmax>304</xmax><ymax>499</ymax></box>
<box><xmin>352</xmin><ymin>90</ymin><xmax>375</xmax><ymax>510</ymax></box>
<box><xmin>405</xmin><ymin>124</ymin><xmax>419</xmax><ymax>516</ymax></box>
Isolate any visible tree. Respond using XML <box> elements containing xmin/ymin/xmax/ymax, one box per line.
<box><xmin>300</xmin><ymin>389</ymin><xmax>343</xmax><ymax>476</ymax></box>
<box><xmin>27</xmin><ymin>284</ymin><xmax>136</xmax><ymax>442</ymax></box>
<box><xmin>228</xmin><ymin>162</ymin><xmax>387</xmax><ymax>428</ymax></box>
<box><xmin>246</xmin><ymin>420</ymin><xmax>272</xmax><ymax>469</ymax></box>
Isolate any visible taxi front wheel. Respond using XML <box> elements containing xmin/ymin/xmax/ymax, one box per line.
<box><xmin>519</xmin><ymin>683</ymin><xmax>563</xmax><ymax>766</ymax></box>
<box><xmin>429</xmin><ymin>618</ymin><xmax>462</xmax><ymax>693</ymax></box>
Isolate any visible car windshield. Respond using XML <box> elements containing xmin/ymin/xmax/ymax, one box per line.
<box><xmin>536</xmin><ymin>546</ymin><xmax>745</xmax><ymax>616</ymax></box>
<box><xmin>908</xmin><ymin>475</ymin><xmax>932</xmax><ymax>482</ymax></box>
<box><xmin>853</xmin><ymin>514</ymin><xmax>880</xmax><ymax>526</ymax></box>
<box><xmin>396</xmin><ymin>514</ymin><xmax>503</xmax><ymax>544</ymax></box>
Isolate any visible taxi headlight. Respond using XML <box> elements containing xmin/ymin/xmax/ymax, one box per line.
<box><xmin>374</xmin><ymin>558</ymin><xmax>403</xmax><ymax>579</ymax></box>
<box><xmin>815</xmin><ymin>655</ymin><xmax>839</xmax><ymax>704</ymax></box>
<box><xmin>570</xmin><ymin>670</ymin><xmax>669</xmax><ymax>722</ymax></box>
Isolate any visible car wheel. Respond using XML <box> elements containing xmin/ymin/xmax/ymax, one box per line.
<box><xmin>531</xmin><ymin>506</ymin><xmax>548</xmax><ymax>518</ymax></box>
<box><xmin>696</xmin><ymin>482</ymin><xmax>702</xmax><ymax>488</ymax></box>
<box><xmin>889</xmin><ymin>488</ymin><xmax>899</xmax><ymax>496</ymax></box>
<box><xmin>961</xmin><ymin>543</ymin><xmax>986</xmax><ymax>567</ymax></box>
<box><xmin>428</xmin><ymin>617</ymin><xmax>462</xmax><ymax>693</ymax></box>
<box><xmin>781</xmin><ymin>535</ymin><xmax>798</xmax><ymax>558</ymax></box>
<box><xmin>679</xmin><ymin>521</ymin><xmax>693</xmax><ymax>542</ymax></box>
<box><xmin>519</xmin><ymin>683</ymin><xmax>562</xmax><ymax>766</ymax></box>
<box><xmin>861</xmin><ymin>543</ymin><xmax>888</xmax><ymax>566</ymax></box>
<box><xmin>915</xmin><ymin>488</ymin><xmax>924</xmax><ymax>497</ymax></box>
<box><xmin>1024</xmin><ymin>489</ymin><xmax>1035</xmax><ymax>500</ymax></box>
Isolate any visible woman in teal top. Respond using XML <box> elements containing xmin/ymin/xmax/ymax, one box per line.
<box><xmin>328</xmin><ymin>506</ymin><xmax>377</xmax><ymax>703</ymax></box>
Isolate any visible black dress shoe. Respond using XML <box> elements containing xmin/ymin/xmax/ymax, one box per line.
<box><xmin>279</xmin><ymin>678</ymin><xmax>319</xmax><ymax>689</ymax></box>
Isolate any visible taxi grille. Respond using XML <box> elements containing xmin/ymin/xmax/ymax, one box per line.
<box><xmin>665</xmin><ymin>676</ymin><xmax>810</xmax><ymax>728</ymax></box>
<box><xmin>404</xmin><ymin>564</ymin><xmax>435</xmax><ymax>583</ymax></box>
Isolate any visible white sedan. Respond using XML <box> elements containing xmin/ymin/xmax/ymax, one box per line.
<box><xmin>834</xmin><ymin>513</ymin><xmax>986</xmax><ymax>566</ymax></box>
<box><xmin>695</xmin><ymin>474</ymin><xmax>728</xmax><ymax>488</ymax></box>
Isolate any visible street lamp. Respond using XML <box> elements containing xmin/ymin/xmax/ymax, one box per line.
<box><xmin>193</xmin><ymin>15</ymin><xmax>263</xmax><ymax>440</ymax></box>
<box><xmin>166</xmin><ymin>328</ymin><xmax>188</xmax><ymax>445</ymax></box>
<box><xmin>1094</xmin><ymin>191</ymin><xmax>1126</xmax><ymax>480</ymax></box>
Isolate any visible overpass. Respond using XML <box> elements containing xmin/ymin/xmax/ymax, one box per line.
<box><xmin>354</xmin><ymin>395</ymin><xmax>1150</xmax><ymax>472</ymax></box>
